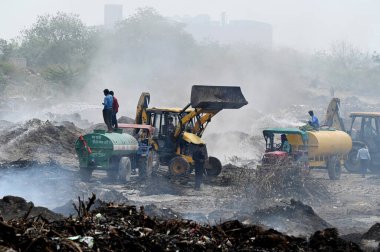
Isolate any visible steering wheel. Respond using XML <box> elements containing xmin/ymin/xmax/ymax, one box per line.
<box><xmin>275</xmin><ymin>143</ymin><xmax>282</xmax><ymax>150</ymax></box>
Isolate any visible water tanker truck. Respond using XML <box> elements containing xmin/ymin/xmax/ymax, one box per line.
<box><xmin>75</xmin><ymin>125</ymin><xmax>155</xmax><ymax>182</ymax></box>
<box><xmin>261</xmin><ymin>128</ymin><xmax>352</xmax><ymax>180</ymax></box>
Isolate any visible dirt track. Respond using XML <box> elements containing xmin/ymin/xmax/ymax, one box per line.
<box><xmin>311</xmin><ymin>170</ymin><xmax>380</xmax><ymax>235</ymax></box>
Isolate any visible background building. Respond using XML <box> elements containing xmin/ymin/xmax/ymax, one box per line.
<box><xmin>104</xmin><ymin>4</ymin><xmax>123</xmax><ymax>28</ymax></box>
<box><xmin>181</xmin><ymin>13</ymin><xmax>273</xmax><ymax>47</ymax></box>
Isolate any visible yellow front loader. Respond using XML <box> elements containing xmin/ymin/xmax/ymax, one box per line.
<box><xmin>134</xmin><ymin>85</ymin><xmax>248</xmax><ymax>177</ymax></box>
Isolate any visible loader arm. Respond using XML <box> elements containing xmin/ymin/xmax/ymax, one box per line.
<box><xmin>324</xmin><ymin>97</ymin><xmax>346</xmax><ymax>131</ymax></box>
<box><xmin>134</xmin><ymin>92</ymin><xmax>150</xmax><ymax>133</ymax></box>
<box><xmin>174</xmin><ymin>109</ymin><xmax>220</xmax><ymax>138</ymax></box>
<box><xmin>192</xmin><ymin>110</ymin><xmax>220</xmax><ymax>137</ymax></box>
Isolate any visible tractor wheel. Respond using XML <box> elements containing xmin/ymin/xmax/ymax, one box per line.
<box><xmin>327</xmin><ymin>155</ymin><xmax>341</xmax><ymax>180</ymax></box>
<box><xmin>204</xmin><ymin>156</ymin><xmax>222</xmax><ymax>177</ymax></box>
<box><xmin>79</xmin><ymin>168</ymin><xmax>93</xmax><ymax>182</ymax></box>
<box><xmin>344</xmin><ymin>145</ymin><xmax>362</xmax><ymax>173</ymax></box>
<box><xmin>169</xmin><ymin>156</ymin><xmax>190</xmax><ymax>176</ymax></box>
<box><xmin>119</xmin><ymin>157</ymin><xmax>132</xmax><ymax>183</ymax></box>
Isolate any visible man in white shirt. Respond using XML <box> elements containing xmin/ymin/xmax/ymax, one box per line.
<box><xmin>357</xmin><ymin>145</ymin><xmax>371</xmax><ymax>178</ymax></box>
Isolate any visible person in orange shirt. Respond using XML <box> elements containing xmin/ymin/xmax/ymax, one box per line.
<box><xmin>109</xmin><ymin>91</ymin><xmax>119</xmax><ymax>129</ymax></box>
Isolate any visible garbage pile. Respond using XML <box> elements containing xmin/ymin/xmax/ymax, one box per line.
<box><xmin>0</xmin><ymin>119</ymin><xmax>84</xmax><ymax>166</ymax></box>
<box><xmin>0</xmin><ymin>195</ymin><xmax>362</xmax><ymax>252</ymax></box>
<box><xmin>227</xmin><ymin>162</ymin><xmax>331</xmax><ymax>204</ymax></box>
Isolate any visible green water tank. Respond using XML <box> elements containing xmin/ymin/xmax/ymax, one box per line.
<box><xmin>75</xmin><ymin>129</ymin><xmax>138</xmax><ymax>169</ymax></box>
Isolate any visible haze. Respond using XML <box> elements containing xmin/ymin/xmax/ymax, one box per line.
<box><xmin>1</xmin><ymin>0</ymin><xmax>380</xmax><ymax>52</ymax></box>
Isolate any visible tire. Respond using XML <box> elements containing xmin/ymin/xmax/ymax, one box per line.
<box><xmin>327</xmin><ymin>155</ymin><xmax>341</xmax><ymax>180</ymax></box>
<box><xmin>79</xmin><ymin>168</ymin><xmax>93</xmax><ymax>182</ymax></box>
<box><xmin>204</xmin><ymin>156</ymin><xmax>222</xmax><ymax>177</ymax></box>
<box><xmin>344</xmin><ymin>145</ymin><xmax>362</xmax><ymax>173</ymax></box>
<box><xmin>169</xmin><ymin>156</ymin><xmax>190</xmax><ymax>176</ymax></box>
<box><xmin>107</xmin><ymin>157</ymin><xmax>119</xmax><ymax>181</ymax></box>
<box><xmin>119</xmin><ymin>157</ymin><xmax>132</xmax><ymax>183</ymax></box>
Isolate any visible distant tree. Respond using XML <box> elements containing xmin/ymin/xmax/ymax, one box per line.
<box><xmin>19</xmin><ymin>12</ymin><xmax>91</xmax><ymax>67</ymax></box>
<box><xmin>103</xmin><ymin>8</ymin><xmax>198</xmax><ymax>72</ymax></box>
<box><xmin>0</xmin><ymin>38</ymin><xmax>18</xmax><ymax>60</ymax></box>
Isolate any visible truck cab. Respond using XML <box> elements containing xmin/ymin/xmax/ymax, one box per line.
<box><xmin>262</xmin><ymin>128</ymin><xmax>309</xmax><ymax>165</ymax></box>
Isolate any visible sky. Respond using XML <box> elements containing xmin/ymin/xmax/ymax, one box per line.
<box><xmin>0</xmin><ymin>0</ymin><xmax>380</xmax><ymax>52</ymax></box>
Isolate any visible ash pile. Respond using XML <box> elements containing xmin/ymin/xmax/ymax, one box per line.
<box><xmin>0</xmin><ymin>195</ymin><xmax>362</xmax><ymax>252</ymax></box>
<box><xmin>0</xmin><ymin>119</ymin><xmax>84</xmax><ymax>166</ymax></box>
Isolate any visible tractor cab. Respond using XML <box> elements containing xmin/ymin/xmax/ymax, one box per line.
<box><xmin>349</xmin><ymin>112</ymin><xmax>380</xmax><ymax>167</ymax></box>
<box><xmin>262</xmin><ymin>128</ymin><xmax>309</xmax><ymax>165</ymax></box>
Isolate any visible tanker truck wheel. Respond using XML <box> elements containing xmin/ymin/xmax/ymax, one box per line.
<box><xmin>204</xmin><ymin>156</ymin><xmax>222</xmax><ymax>177</ymax></box>
<box><xmin>118</xmin><ymin>157</ymin><xmax>132</xmax><ymax>183</ymax></box>
<box><xmin>327</xmin><ymin>155</ymin><xmax>341</xmax><ymax>180</ymax></box>
<box><xmin>169</xmin><ymin>156</ymin><xmax>190</xmax><ymax>176</ymax></box>
<box><xmin>80</xmin><ymin>167</ymin><xmax>93</xmax><ymax>182</ymax></box>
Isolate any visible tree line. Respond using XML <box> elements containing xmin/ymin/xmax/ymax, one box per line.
<box><xmin>0</xmin><ymin>8</ymin><xmax>379</xmax><ymax>101</ymax></box>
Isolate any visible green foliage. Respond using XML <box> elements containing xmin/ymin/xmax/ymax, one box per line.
<box><xmin>19</xmin><ymin>12</ymin><xmax>90</xmax><ymax>67</ymax></box>
<box><xmin>42</xmin><ymin>64</ymin><xmax>81</xmax><ymax>87</ymax></box>
<box><xmin>0</xmin><ymin>39</ymin><xmax>18</xmax><ymax>60</ymax></box>
<box><xmin>0</xmin><ymin>61</ymin><xmax>15</xmax><ymax>75</ymax></box>
<box><xmin>310</xmin><ymin>42</ymin><xmax>380</xmax><ymax>93</ymax></box>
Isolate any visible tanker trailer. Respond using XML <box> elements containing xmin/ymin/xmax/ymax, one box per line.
<box><xmin>75</xmin><ymin>129</ymin><xmax>145</xmax><ymax>182</ymax></box>
<box><xmin>261</xmin><ymin>128</ymin><xmax>352</xmax><ymax>180</ymax></box>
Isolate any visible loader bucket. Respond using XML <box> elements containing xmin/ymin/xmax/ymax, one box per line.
<box><xmin>190</xmin><ymin>85</ymin><xmax>248</xmax><ymax>110</ymax></box>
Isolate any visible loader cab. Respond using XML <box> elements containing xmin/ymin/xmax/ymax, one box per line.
<box><xmin>349</xmin><ymin>113</ymin><xmax>380</xmax><ymax>162</ymax></box>
<box><xmin>349</xmin><ymin>113</ymin><xmax>380</xmax><ymax>141</ymax></box>
<box><xmin>146</xmin><ymin>108</ymin><xmax>198</xmax><ymax>164</ymax></box>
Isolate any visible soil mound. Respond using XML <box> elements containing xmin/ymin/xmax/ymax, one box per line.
<box><xmin>0</xmin><ymin>196</ymin><xmax>63</xmax><ymax>221</ymax></box>
<box><xmin>0</xmin><ymin>119</ymin><xmax>84</xmax><ymax>166</ymax></box>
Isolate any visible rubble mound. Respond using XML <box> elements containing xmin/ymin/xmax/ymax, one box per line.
<box><xmin>0</xmin><ymin>196</ymin><xmax>63</xmax><ymax>221</ymax></box>
<box><xmin>361</xmin><ymin>223</ymin><xmax>380</xmax><ymax>241</ymax></box>
<box><xmin>0</xmin><ymin>119</ymin><xmax>84</xmax><ymax>166</ymax></box>
<box><xmin>0</xmin><ymin>199</ymin><xmax>362</xmax><ymax>252</ymax></box>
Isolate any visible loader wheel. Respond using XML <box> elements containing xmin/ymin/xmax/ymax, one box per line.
<box><xmin>204</xmin><ymin>156</ymin><xmax>222</xmax><ymax>177</ymax></box>
<box><xmin>80</xmin><ymin>168</ymin><xmax>93</xmax><ymax>182</ymax></box>
<box><xmin>169</xmin><ymin>156</ymin><xmax>190</xmax><ymax>176</ymax></box>
<box><xmin>119</xmin><ymin>157</ymin><xmax>132</xmax><ymax>183</ymax></box>
<box><xmin>327</xmin><ymin>155</ymin><xmax>341</xmax><ymax>180</ymax></box>
<box><xmin>344</xmin><ymin>145</ymin><xmax>361</xmax><ymax>173</ymax></box>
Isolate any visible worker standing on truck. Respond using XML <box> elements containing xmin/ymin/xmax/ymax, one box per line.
<box><xmin>192</xmin><ymin>146</ymin><xmax>206</xmax><ymax>190</ymax></box>
<box><xmin>102</xmin><ymin>89</ymin><xmax>113</xmax><ymax>132</ymax></box>
<box><xmin>308</xmin><ymin>110</ymin><xmax>320</xmax><ymax>130</ymax></box>
<box><xmin>357</xmin><ymin>145</ymin><xmax>371</xmax><ymax>178</ymax></box>
<box><xmin>280</xmin><ymin>134</ymin><xmax>291</xmax><ymax>153</ymax></box>
<box><xmin>109</xmin><ymin>91</ymin><xmax>119</xmax><ymax>129</ymax></box>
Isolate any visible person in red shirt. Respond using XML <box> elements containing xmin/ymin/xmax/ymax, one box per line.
<box><xmin>109</xmin><ymin>91</ymin><xmax>119</xmax><ymax>129</ymax></box>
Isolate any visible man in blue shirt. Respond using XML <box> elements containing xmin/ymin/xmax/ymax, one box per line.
<box><xmin>308</xmin><ymin>110</ymin><xmax>320</xmax><ymax>130</ymax></box>
<box><xmin>102</xmin><ymin>89</ymin><xmax>113</xmax><ymax>132</ymax></box>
